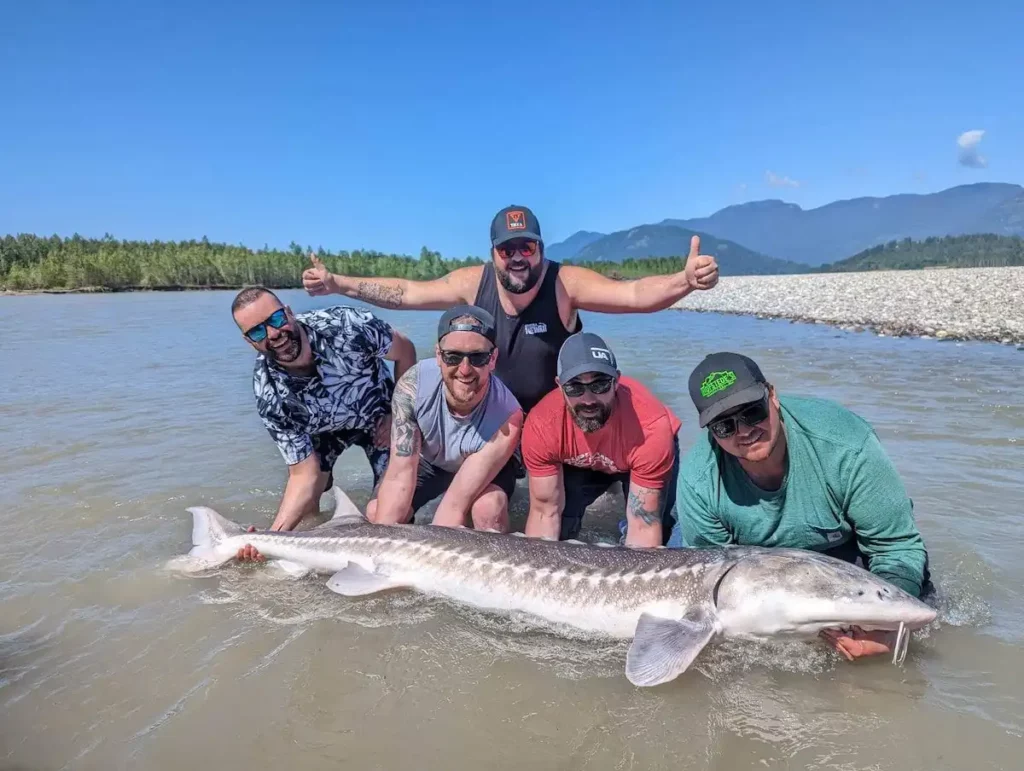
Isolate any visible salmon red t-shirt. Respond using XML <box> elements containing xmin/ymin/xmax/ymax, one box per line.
<box><xmin>522</xmin><ymin>375</ymin><xmax>682</xmax><ymax>488</ymax></box>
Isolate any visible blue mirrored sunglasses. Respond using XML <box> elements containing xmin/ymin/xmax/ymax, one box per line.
<box><xmin>245</xmin><ymin>308</ymin><xmax>288</xmax><ymax>342</ymax></box>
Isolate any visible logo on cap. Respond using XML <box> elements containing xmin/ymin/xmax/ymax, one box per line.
<box><xmin>506</xmin><ymin>211</ymin><xmax>526</xmax><ymax>231</ymax></box>
<box><xmin>590</xmin><ymin>347</ymin><xmax>611</xmax><ymax>361</ymax></box>
<box><xmin>700</xmin><ymin>370</ymin><xmax>737</xmax><ymax>398</ymax></box>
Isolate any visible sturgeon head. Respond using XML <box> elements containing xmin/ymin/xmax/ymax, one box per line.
<box><xmin>713</xmin><ymin>547</ymin><xmax>937</xmax><ymax>640</ymax></box>
<box><xmin>624</xmin><ymin>546</ymin><xmax>937</xmax><ymax>688</ymax></box>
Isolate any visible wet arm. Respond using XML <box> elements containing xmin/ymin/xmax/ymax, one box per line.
<box><xmin>372</xmin><ymin>367</ymin><xmax>422</xmax><ymax>524</ymax></box>
<box><xmin>844</xmin><ymin>433</ymin><xmax>928</xmax><ymax>597</ymax></box>
<box><xmin>623</xmin><ymin>481</ymin><xmax>664</xmax><ymax>547</ymax></box>
<box><xmin>433</xmin><ymin>411</ymin><xmax>524</xmax><ymax>527</ymax></box>
<box><xmin>271</xmin><ymin>453</ymin><xmax>324</xmax><ymax>532</ymax></box>
<box><xmin>677</xmin><ymin>477</ymin><xmax>733</xmax><ymax>548</ymax></box>
<box><xmin>524</xmin><ymin>471</ymin><xmax>565</xmax><ymax>540</ymax></box>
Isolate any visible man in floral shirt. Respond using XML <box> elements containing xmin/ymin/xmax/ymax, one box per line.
<box><xmin>231</xmin><ymin>287</ymin><xmax>416</xmax><ymax>552</ymax></box>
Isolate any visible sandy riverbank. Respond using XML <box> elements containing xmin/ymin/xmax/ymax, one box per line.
<box><xmin>672</xmin><ymin>266</ymin><xmax>1024</xmax><ymax>345</ymax></box>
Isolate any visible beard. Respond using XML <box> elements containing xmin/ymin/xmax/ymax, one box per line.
<box><xmin>265</xmin><ymin>329</ymin><xmax>302</xmax><ymax>363</ymax></box>
<box><xmin>496</xmin><ymin>259</ymin><xmax>543</xmax><ymax>294</ymax></box>
<box><xmin>444</xmin><ymin>371</ymin><xmax>486</xmax><ymax>409</ymax></box>
<box><xmin>569</xmin><ymin>401</ymin><xmax>612</xmax><ymax>433</ymax></box>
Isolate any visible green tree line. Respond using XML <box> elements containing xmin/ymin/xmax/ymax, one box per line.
<box><xmin>3</xmin><ymin>232</ymin><xmax>1022</xmax><ymax>291</ymax></box>
<box><xmin>0</xmin><ymin>234</ymin><xmax>482</xmax><ymax>291</ymax></box>
<box><xmin>817</xmin><ymin>233</ymin><xmax>1024</xmax><ymax>272</ymax></box>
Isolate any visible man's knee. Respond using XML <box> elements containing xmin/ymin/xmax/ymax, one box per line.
<box><xmin>470</xmin><ymin>486</ymin><xmax>510</xmax><ymax>532</ymax></box>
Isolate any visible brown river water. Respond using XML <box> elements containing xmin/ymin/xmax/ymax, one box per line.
<box><xmin>1</xmin><ymin>290</ymin><xmax>1022</xmax><ymax>770</ymax></box>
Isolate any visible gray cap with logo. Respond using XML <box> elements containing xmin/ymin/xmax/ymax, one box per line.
<box><xmin>557</xmin><ymin>332</ymin><xmax>619</xmax><ymax>384</ymax></box>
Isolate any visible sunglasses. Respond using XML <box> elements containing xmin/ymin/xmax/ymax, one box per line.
<box><xmin>440</xmin><ymin>348</ymin><xmax>493</xmax><ymax>367</ymax></box>
<box><xmin>562</xmin><ymin>376</ymin><xmax>614</xmax><ymax>398</ymax></box>
<box><xmin>709</xmin><ymin>397</ymin><xmax>770</xmax><ymax>439</ymax></box>
<box><xmin>497</xmin><ymin>240</ymin><xmax>538</xmax><ymax>260</ymax></box>
<box><xmin>245</xmin><ymin>308</ymin><xmax>288</xmax><ymax>342</ymax></box>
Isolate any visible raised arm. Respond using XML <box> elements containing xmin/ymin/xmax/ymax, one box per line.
<box><xmin>369</xmin><ymin>366</ymin><xmax>422</xmax><ymax>524</ymax></box>
<box><xmin>432</xmin><ymin>410</ymin><xmax>525</xmax><ymax>528</ymax></box>
<box><xmin>302</xmin><ymin>254</ymin><xmax>478</xmax><ymax>310</ymax></box>
<box><xmin>559</xmin><ymin>235</ymin><xmax>718</xmax><ymax>314</ymax></box>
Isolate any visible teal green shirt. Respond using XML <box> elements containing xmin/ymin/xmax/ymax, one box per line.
<box><xmin>675</xmin><ymin>394</ymin><xmax>929</xmax><ymax>597</ymax></box>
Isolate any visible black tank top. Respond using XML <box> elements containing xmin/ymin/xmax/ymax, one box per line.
<box><xmin>474</xmin><ymin>261</ymin><xmax>582</xmax><ymax>414</ymax></box>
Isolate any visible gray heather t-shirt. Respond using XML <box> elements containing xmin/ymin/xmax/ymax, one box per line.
<box><xmin>414</xmin><ymin>358</ymin><xmax>522</xmax><ymax>473</ymax></box>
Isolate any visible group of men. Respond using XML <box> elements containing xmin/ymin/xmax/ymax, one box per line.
<box><xmin>230</xmin><ymin>204</ymin><xmax>932</xmax><ymax>663</ymax></box>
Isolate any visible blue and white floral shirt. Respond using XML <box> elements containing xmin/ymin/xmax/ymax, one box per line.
<box><xmin>253</xmin><ymin>305</ymin><xmax>395</xmax><ymax>465</ymax></box>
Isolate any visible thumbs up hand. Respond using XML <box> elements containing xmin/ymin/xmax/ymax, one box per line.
<box><xmin>302</xmin><ymin>252</ymin><xmax>339</xmax><ymax>296</ymax></box>
<box><xmin>684</xmin><ymin>235</ymin><xmax>719</xmax><ymax>291</ymax></box>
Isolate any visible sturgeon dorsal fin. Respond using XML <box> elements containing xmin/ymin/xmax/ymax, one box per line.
<box><xmin>327</xmin><ymin>486</ymin><xmax>367</xmax><ymax>525</ymax></box>
<box><xmin>625</xmin><ymin>609</ymin><xmax>716</xmax><ymax>687</ymax></box>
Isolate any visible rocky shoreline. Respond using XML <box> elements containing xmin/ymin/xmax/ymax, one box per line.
<box><xmin>672</xmin><ymin>266</ymin><xmax>1024</xmax><ymax>346</ymax></box>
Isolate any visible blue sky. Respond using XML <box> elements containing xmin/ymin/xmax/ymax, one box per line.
<box><xmin>1</xmin><ymin>0</ymin><xmax>1021</xmax><ymax>257</ymax></box>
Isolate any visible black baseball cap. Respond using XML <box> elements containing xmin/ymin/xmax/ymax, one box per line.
<box><xmin>437</xmin><ymin>304</ymin><xmax>497</xmax><ymax>345</ymax></box>
<box><xmin>490</xmin><ymin>205</ymin><xmax>542</xmax><ymax>247</ymax></box>
<box><xmin>688</xmin><ymin>352</ymin><xmax>768</xmax><ymax>428</ymax></box>
<box><xmin>557</xmin><ymin>332</ymin><xmax>619</xmax><ymax>384</ymax></box>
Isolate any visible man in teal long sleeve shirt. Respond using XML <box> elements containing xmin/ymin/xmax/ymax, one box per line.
<box><xmin>670</xmin><ymin>352</ymin><xmax>933</xmax><ymax>662</ymax></box>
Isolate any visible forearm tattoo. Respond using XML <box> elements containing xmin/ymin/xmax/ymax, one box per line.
<box><xmin>627</xmin><ymin>485</ymin><xmax>662</xmax><ymax>525</ymax></box>
<box><xmin>357</xmin><ymin>280</ymin><xmax>405</xmax><ymax>308</ymax></box>
<box><xmin>390</xmin><ymin>366</ymin><xmax>421</xmax><ymax>457</ymax></box>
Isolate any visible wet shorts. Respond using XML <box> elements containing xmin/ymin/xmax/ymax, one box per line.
<box><xmin>410</xmin><ymin>454</ymin><xmax>520</xmax><ymax>515</ymax></box>
<box><xmin>310</xmin><ymin>428</ymin><xmax>389</xmax><ymax>489</ymax></box>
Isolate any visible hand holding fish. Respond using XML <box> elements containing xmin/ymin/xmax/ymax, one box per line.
<box><xmin>820</xmin><ymin>626</ymin><xmax>894</xmax><ymax>660</ymax></box>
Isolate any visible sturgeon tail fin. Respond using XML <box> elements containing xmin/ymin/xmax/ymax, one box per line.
<box><xmin>185</xmin><ymin>505</ymin><xmax>246</xmax><ymax>567</ymax></box>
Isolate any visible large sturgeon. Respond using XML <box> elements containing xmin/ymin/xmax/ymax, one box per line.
<box><xmin>174</xmin><ymin>487</ymin><xmax>937</xmax><ymax>687</ymax></box>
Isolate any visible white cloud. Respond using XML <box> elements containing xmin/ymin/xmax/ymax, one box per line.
<box><xmin>957</xmin><ymin>129</ymin><xmax>987</xmax><ymax>168</ymax></box>
<box><xmin>765</xmin><ymin>170</ymin><xmax>800</xmax><ymax>188</ymax></box>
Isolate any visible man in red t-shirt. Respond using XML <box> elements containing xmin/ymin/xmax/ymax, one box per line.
<box><xmin>520</xmin><ymin>332</ymin><xmax>682</xmax><ymax>547</ymax></box>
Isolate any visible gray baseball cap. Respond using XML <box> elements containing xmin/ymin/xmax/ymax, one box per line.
<box><xmin>557</xmin><ymin>332</ymin><xmax>619</xmax><ymax>383</ymax></box>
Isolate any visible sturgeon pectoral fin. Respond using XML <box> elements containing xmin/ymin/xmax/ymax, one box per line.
<box><xmin>326</xmin><ymin>565</ymin><xmax>407</xmax><ymax>597</ymax></box>
<box><xmin>625</xmin><ymin>610</ymin><xmax>716</xmax><ymax>687</ymax></box>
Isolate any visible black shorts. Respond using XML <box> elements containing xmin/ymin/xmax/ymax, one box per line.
<box><xmin>559</xmin><ymin>434</ymin><xmax>680</xmax><ymax>543</ymax></box>
<box><xmin>410</xmin><ymin>454</ymin><xmax>520</xmax><ymax>514</ymax></box>
<box><xmin>311</xmin><ymin>429</ymin><xmax>389</xmax><ymax>489</ymax></box>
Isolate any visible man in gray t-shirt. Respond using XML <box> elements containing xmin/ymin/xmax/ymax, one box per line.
<box><xmin>368</xmin><ymin>305</ymin><xmax>524</xmax><ymax>531</ymax></box>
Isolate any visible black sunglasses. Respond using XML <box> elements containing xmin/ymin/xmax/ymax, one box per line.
<box><xmin>562</xmin><ymin>376</ymin><xmax>614</xmax><ymax>398</ymax></box>
<box><xmin>709</xmin><ymin>397</ymin><xmax>770</xmax><ymax>439</ymax></box>
<box><xmin>245</xmin><ymin>308</ymin><xmax>288</xmax><ymax>342</ymax></box>
<box><xmin>440</xmin><ymin>348</ymin><xmax>493</xmax><ymax>367</ymax></box>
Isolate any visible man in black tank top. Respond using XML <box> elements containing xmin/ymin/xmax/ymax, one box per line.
<box><xmin>301</xmin><ymin>205</ymin><xmax>720</xmax><ymax>416</ymax></box>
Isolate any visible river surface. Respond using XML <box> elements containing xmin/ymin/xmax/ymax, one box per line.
<box><xmin>1</xmin><ymin>290</ymin><xmax>1022</xmax><ymax>770</ymax></box>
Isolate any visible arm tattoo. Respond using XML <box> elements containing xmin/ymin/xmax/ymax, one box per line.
<box><xmin>390</xmin><ymin>366</ymin><xmax>421</xmax><ymax>457</ymax></box>
<box><xmin>356</xmin><ymin>280</ymin><xmax>404</xmax><ymax>309</ymax></box>
<box><xmin>627</xmin><ymin>485</ymin><xmax>662</xmax><ymax>526</ymax></box>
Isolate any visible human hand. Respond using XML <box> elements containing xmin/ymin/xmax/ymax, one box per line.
<box><xmin>684</xmin><ymin>235</ymin><xmax>719</xmax><ymax>291</ymax></box>
<box><xmin>820</xmin><ymin>626</ymin><xmax>894</xmax><ymax>661</ymax></box>
<box><xmin>302</xmin><ymin>253</ymin><xmax>340</xmax><ymax>296</ymax></box>
<box><xmin>236</xmin><ymin>525</ymin><xmax>265</xmax><ymax>563</ymax></box>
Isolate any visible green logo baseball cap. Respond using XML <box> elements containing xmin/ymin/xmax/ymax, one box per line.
<box><xmin>688</xmin><ymin>352</ymin><xmax>768</xmax><ymax>427</ymax></box>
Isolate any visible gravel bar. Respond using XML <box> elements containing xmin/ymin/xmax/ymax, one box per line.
<box><xmin>671</xmin><ymin>266</ymin><xmax>1024</xmax><ymax>345</ymax></box>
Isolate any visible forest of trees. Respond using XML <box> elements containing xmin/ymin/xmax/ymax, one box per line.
<box><xmin>817</xmin><ymin>233</ymin><xmax>1024</xmax><ymax>272</ymax></box>
<box><xmin>0</xmin><ymin>234</ymin><xmax>482</xmax><ymax>291</ymax></box>
<box><xmin>2</xmin><ymin>231</ymin><xmax>1022</xmax><ymax>291</ymax></box>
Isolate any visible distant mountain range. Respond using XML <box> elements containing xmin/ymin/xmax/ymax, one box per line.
<box><xmin>549</xmin><ymin>182</ymin><xmax>1024</xmax><ymax>271</ymax></box>
<box><xmin>566</xmin><ymin>225</ymin><xmax>804</xmax><ymax>275</ymax></box>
